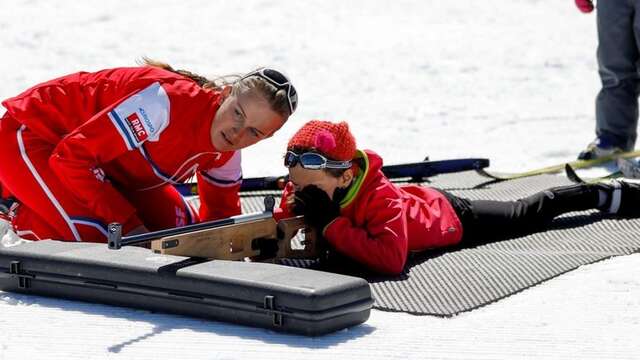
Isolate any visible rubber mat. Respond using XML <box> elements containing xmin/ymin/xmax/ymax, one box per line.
<box><xmin>235</xmin><ymin>171</ymin><xmax>640</xmax><ymax>316</ymax></box>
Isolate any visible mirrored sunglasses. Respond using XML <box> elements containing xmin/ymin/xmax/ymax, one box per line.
<box><xmin>244</xmin><ymin>68</ymin><xmax>298</xmax><ymax>115</ymax></box>
<box><xmin>284</xmin><ymin>151</ymin><xmax>352</xmax><ymax>170</ymax></box>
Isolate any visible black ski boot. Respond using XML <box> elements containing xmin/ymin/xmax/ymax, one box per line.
<box><xmin>539</xmin><ymin>181</ymin><xmax>640</xmax><ymax>218</ymax></box>
<box><xmin>600</xmin><ymin>180</ymin><xmax>640</xmax><ymax>217</ymax></box>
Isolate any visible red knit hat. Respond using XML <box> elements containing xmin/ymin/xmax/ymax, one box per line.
<box><xmin>287</xmin><ymin>120</ymin><xmax>356</xmax><ymax>161</ymax></box>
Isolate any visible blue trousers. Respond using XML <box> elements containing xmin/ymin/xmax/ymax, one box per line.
<box><xmin>595</xmin><ymin>0</ymin><xmax>640</xmax><ymax>150</ymax></box>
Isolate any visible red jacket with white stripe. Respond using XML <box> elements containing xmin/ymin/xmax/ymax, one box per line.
<box><xmin>1</xmin><ymin>66</ymin><xmax>242</xmax><ymax>230</ymax></box>
<box><xmin>278</xmin><ymin>149</ymin><xmax>463</xmax><ymax>275</ymax></box>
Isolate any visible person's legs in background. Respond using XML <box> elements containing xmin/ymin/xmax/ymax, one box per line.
<box><xmin>579</xmin><ymin>0</ymin><xmax>640</xmax><ymax>159</ymax></box>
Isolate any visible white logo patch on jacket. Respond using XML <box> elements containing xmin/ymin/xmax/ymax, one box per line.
<box><xmin>108</xmin><ymin>82</ymin><xmax>170</xmax><ymax>150</ymax></box>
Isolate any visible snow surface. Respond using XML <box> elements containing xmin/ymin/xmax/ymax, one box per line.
<box><xmin>1</xmin><ymin>0</ymin><xmax>639</xmax><ymax>359</ymax></box>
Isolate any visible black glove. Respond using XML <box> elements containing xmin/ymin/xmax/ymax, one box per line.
<box><xmin>293</xmin><ymin>185</ymin><xmax>341</xmax><ymax>231</ymax></box>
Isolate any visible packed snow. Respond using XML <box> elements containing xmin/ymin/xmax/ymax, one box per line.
<box><xmin>1</xmin><ymin>1</ymin><xmax>639</xmax><ymax>359</ymax></box>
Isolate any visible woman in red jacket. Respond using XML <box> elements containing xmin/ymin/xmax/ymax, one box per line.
<box><xmin>0</xmin><ymin>60</ymin><xmax>298</xmax><ymax>242</ymax></box>
<box><xmin>278</xmin><ymin>120</ymin><xmax>640</xmax><ymax>275</ymax></box>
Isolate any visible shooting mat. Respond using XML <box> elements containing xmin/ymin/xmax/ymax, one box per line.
<box><xmin>237</xmin><ymin>171</ymin><xmax>640</xmax><ymax>316</ymax></box>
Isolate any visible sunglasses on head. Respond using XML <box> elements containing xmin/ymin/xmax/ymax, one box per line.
<box><xmin>284</xmin><ymin>151</ymin><xmax>352</xmax><ymax>170</ymax></box>
<box><xmin>244</xmin><ymin>68</ymin><xmax>298</xmax><ymax>115</ymax></box>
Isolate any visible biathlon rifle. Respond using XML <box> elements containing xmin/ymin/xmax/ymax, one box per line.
<box><xmin>107</xmin><ymin>196</ymin><xmax>317</xmax><ymax>261</ymax></box>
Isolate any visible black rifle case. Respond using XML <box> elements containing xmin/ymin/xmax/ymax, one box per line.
<box><xmin>0</xmin><ymin>240</ymin><xmax>373</xmax><ymax>336</ymax></box>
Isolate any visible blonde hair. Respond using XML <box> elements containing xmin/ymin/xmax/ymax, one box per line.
<box><xmin>141</xmin><ymin>58</ymin><xmax>293</xmax><ymax>118</ymax></box>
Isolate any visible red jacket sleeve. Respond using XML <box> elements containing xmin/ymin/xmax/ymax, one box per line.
<box><xmin>324</xmin><ymin>186</ymin><xmax>409</xmax><ymax>275</ymax></box>
<box><xmin>197</xmin><ymin>151</ymin><xmax>242</xmax><ymax>220</ymax></box>
<box><xmin>49</xmin><ymin>82</ymin><xmax>171</xmax><ymax>232</ymax></box>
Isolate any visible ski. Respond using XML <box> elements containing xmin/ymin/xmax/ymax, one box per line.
<box><xmin>175</xmin><ymin>157</ymin><xmax>490</xmax><ymax>196</ymax></box>
<box><xmin>563</xmin><ymin>163</ymin><xmax>619</xmax><ymax>183</ymax></box>
<box><xmin>476</xmin><ymin>150</ymin><xmax>640</xmax><ymax>182</ymax></box>
<box><xmin>565</xmin><ymin>158</ymin><xmax>640</xmax><ymax>184</ymax></box>
<box><xmin>564</xmin><ymin>163</ymin><xmax>586</xmax><ymax>183</ymax></box>
<box><xmin>380</xmin><ymin>158</ymin><xmax>489</xmax><ymax>179</ymax></box>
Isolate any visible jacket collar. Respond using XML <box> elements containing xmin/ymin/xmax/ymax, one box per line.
<box><xmin>339</xmin><ymin>149</ymin><xmax>380</xmax><ymax>208</ymax></box>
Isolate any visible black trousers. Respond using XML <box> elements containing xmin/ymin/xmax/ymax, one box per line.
<box><xmin>440</xmin><ymin>183</ymin><xmax>604</xmax><ymax>245</ymax></box>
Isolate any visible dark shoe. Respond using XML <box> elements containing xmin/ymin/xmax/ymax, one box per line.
<box><xmin>0</xmin><ymin>198</ymin><xmax>16</xmax><ymax>217</ymax></box>
<box><xmin>577</xmin><ymin>136</ymin><xmax>625</xmax><ymax>160</ymax></box>
<box><xmin>0</xmin><ymin>202</ymin><xmax>9</xmax><ymax>215</ymax></box>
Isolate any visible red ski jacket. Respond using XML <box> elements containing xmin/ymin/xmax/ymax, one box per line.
<box><xmin>277</xmin><ymin>149</ymin><xmax>463</xmax><ymax>274</ymax></box>
<box><xmin>1</xmin><ymin>67</ymin><xmax>242</xmax><ymax>230</ymax></box>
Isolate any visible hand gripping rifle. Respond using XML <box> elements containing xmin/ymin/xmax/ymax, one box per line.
<box><xmin>107</xmin><ymin>196</ymin><xmax>317</xmax><ymax>261</ymax></box>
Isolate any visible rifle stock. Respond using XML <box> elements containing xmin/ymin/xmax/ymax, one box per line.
<box><xmin>274</xmin><ymin>216</ymin><xmax>318</xmax><ymax>260</ymax></box>
<box><xmin>150</xmin><ymin>215</ymin><xmax>317</xmax><ymax>261</ymax></box>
